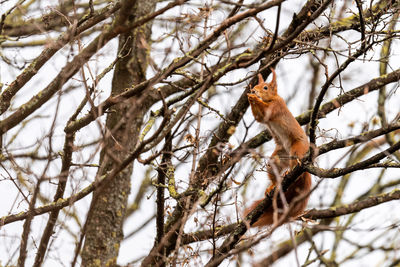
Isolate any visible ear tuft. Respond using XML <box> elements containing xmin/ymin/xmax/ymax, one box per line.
<box><xmin>268</xmin><ymin>68</ymin><xmax>277</xmax><ymax>91</ymax></box>
<box><xmin>257</xmin><ymin>73</ymin><xmax>264</xmax><ymax>84</ymax></box>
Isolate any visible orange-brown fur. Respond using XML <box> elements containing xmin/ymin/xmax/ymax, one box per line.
<box><xmin>246</xmin><ymin>68</ymin><xmax>311</xmax><ymax>227</ymax></box>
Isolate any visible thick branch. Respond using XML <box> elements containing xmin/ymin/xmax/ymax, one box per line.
<box><xmin>304</xmin><ymin>189</ymin><xmax>400</xmax><ymax>220</ymax></box>
<box><xmin>306</xmin><ymin>141</ymin><xmax>400</xmax><ymax>178</ymax></box>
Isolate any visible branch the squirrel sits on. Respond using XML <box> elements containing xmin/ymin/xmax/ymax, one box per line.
<box><xmin>245</xmin><ymin>68</ymin><xmax>311</xmax><ymax>227</ymax></box>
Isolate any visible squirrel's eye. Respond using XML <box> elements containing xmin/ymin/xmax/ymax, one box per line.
<box><xmin>263</xmin><ymin>86</ymin><xmax>268</xmax><ymax>90</ymax></box>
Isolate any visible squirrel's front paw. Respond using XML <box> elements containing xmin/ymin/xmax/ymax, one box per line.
<box><xmin>247</xmin><ymin>93</ymin><xmax>259</xmax><ymax>102</ymax></box>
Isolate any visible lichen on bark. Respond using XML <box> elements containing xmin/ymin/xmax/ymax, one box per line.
<box><xmin>80</xmin><ymin>0</ymin><xmax>158</xmax><ymax>265</ymax></box>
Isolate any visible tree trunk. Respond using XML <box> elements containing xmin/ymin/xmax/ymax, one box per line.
<box><xmin>80</xmin><ymin>1</ymin><xmax>157</xmax><ymax>265</ymax></box>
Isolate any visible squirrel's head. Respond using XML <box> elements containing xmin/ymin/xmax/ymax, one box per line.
<box><xmin>249</xmin><ymin>68</ymin><xmax>278</xmax><ymax>102</ymax></box>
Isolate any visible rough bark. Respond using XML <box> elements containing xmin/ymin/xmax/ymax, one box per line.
<box><xmin>80</xmin><ymin>0</ymin><xmax>157</xmax><ymax>265</ymax></box>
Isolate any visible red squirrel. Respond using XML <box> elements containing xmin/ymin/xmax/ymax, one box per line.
<box><xmin>245</xmin><ymin>68</ymin><xmax>311</xmax><ymax>227</ymax></box>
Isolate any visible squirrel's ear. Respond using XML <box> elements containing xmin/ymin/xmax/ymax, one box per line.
<box><xmin>268</xmin><ymin>68</ymin><xmax>277</xmax><ymax>91</ymax></box>
<box><xmin>257</xmin><ymin>73</ymin><xmax>264</xmax><ymax>84</ymax></box>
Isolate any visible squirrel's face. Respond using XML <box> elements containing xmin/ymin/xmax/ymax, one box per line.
<box><xmin>248</xmin><ymin>68</ymin><xmax>278</xmax><ymax>102</ymax></box>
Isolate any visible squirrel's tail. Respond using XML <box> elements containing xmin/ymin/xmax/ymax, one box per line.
<box><xmin>245</xmin><ymin>172</ymin><xmax>311</xmax><ymax>227</ymax></box>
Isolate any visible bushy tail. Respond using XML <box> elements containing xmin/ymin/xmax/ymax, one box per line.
<box><xmin>245</xmin><ymin>172</ymin><xmax>311</xmax><ymax>227</ymax></box>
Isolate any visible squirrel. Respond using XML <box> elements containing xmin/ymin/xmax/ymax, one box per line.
<box><xmin>245</xmin><ymin>68</ymin><xmax>311</xmax><ymax>227</ymax></box>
